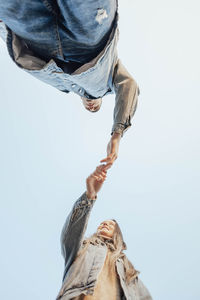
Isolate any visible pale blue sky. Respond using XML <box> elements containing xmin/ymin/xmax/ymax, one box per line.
<box><xmin>0</xmin><ymin>1</ymin><xmax>200</xmax><ymax>299</ymax></box>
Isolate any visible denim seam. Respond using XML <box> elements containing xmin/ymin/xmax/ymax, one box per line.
<box><xmin>55</xmin><ymin>18</ymin><xmax>64</xmax><ymax>59</ymax></box>
<box><xmin>41</xmin><ymin>0</ymin><xmax>63</xmax><ymax>58</ymax></box>
<box><xmin>41</xmin><ymin>0</ymin><xmax>59</xmax><ymax>16</ymax></box>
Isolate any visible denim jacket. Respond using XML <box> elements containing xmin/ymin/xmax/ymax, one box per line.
<box><xmin>0</xmin><ymin>21</ymin><xmax>139</xmax><ymax>135</ymax></box>
<box><xmin>56</xmin><ymin>192</ymin><xmax>153</xmax><ymax>300</ymax></box>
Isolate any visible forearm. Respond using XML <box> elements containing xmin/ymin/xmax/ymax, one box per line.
<box><xmin>61</xmin><ymin>192</ymin><xmax>96</xmax><ymax>265</ymax></box>
<box><xmin>112</xmin><ymin>59</ymin><xmax>139</xmax><ymax>136</ymax></box>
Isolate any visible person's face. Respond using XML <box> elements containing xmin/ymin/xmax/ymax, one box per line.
<box><xmin>97</xmin><ymin>220</ymin><xmax>116</xmax><ymax>239</ymax></box>
<box><xmin>81</xmin><ymin>97</ymin><xmax>102</xmax><ymax>112</ymax></box>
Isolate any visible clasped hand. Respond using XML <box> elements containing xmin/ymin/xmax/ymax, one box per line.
<box><xmin>86</xmin><ymin>132</ymin><xmax>121</xmax><ymax>199</ymax></box>
<box><xmin>100</xmin><ymin>132</ymin><xmax>121</xmax><ymax>170</ymax></box>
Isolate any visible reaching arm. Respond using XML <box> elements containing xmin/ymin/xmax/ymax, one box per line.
<box><xmin>61</xmin><ymin>165</ymin><xmax>107</xmax><ymax>279</ymax></box>
<box><xmin>61</xmin><ymin>192</ymin><xmax>96</xmax><ymax>275</ymax></box>
<box><xmin>112</xmin><ymin>59</ymin><xmax>139</xmax><ymax>136</ymax></box>
<box><xmin>101</xmin><ymin>59</ymin><xmax>139</xmax><ymax>169</ymax></box>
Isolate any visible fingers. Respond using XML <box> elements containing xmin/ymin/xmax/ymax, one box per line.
<box><xmin>93</xmin><ymin>166</ymin><xmax>107</xmax><ymax>181</ymax></box>
<box><xmin>100</xmin><ymin>153</ymin><xmax>117</xmax><ymax>169</ymax></box>
<box><xmin>96</xmin><ymin>165</ymin><xmax>107</xmax><ymax>172</ymax></box>
<box><xmin>87</xmin><ymin>158</ymin><xmax>116</xmax><ymax>184</ymax></box>
<box><xmin>102</xmin><ymin>163</ymin><xmax>113</xmax><ymax>171</ymax></box>
<box><xmin>86</xmin><ymin>167</ymin><xmax>105</xmax><ymax>182</ymax></box>
<box><xmin>100</xmin><ymin>157</ymin><xmax>109</xmax><ymax>163</ymax></box>
<box><xmin>101</xmin><ymin>153</ymin><xmax>117</xmax><ymax>162</ymax></box>
<box><xmin>91</xmin><ymin>174</ymin><xmax>106</xmax><ymax>182</ymax></box>
<box><xmin>99</xmin><ymin>162</ymin><xmax>112</xmax><ymax>171</ymax></box>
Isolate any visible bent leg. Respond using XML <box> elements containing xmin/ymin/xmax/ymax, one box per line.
<box><xmin>57</xmin><ymin>0</ymin><xmax>117</xmax><ymax>45</ymax></box>
<box><xmin>0</xmin><ymin>0</ymin><xmax>62</xmax><ymax>59</ymax></box>
<box><xmin>55</xmin><ymin>0</ymin><xmax>118</xmax><ymax>63</ymax></box>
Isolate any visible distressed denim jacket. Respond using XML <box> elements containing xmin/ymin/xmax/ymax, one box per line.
<box><xmin>56</xmin><ymin>192</ymin><xmax>153</xmax><ymax>300</ymax></box>
<box><xmin>0</xmin><ymin>20</ymin><xmax>139</xmax><ymax>135</ymax></box>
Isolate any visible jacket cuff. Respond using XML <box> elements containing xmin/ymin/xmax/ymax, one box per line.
<box><xmin>75</xmin><ymin>192</ymin><xmax>96</xmax><ymax>209</ymax></box>
<box><xmin>111</xmin><ymin>120</ymin><xmax>132</xmax><ymax>137</ymax></box>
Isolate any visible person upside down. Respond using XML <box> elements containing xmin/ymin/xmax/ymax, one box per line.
<box><xmin>0</xmin><ymin>0</ymin><xmax>139</xmax><ymax>169</ymax></box>
<box><xmin>56</xmin><ymin>165</ymin><xmax>153</xmax><ymax>300</ymax></box>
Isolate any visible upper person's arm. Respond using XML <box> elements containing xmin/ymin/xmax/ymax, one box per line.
<box><xmin>60</xmin><ymin>192</ymin><xmax>96</xmax><ymax>273</ymax></box>
<box><xmin>112</xmin><ymin>59</ymin><xmax>140</xmax><ymax>136</ymax></box>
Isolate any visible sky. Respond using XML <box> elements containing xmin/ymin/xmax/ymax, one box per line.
<box><xmin>0</xmin><ymin>1</ymin><xmax>200</xmax><ymax>299</ymax></box>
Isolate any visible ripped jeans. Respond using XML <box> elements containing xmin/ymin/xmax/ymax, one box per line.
<box><xmin>0</xmin><ymin>0</ymin><xmax>117</xmax><ymax>63</ymax></box>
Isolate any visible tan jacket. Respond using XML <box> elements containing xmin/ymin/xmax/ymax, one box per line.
<box><xmin>56</xmin><ymin>192</ymin><xmax>153</xmax><ymax>300</ymax></box>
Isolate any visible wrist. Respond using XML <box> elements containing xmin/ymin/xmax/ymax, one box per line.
<box><xmin>111</xmin><ymin>132</ymin><xmax>121</xmax><ymax>140</ymax></box>
<box><xmin>86</xmin><ymin>191</ymin><xmax>97</xmax><ymax>200</ymax></box>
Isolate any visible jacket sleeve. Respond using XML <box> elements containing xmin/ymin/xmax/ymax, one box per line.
<box><xmin>61</xmin><ymin>192</ymin><xmax>96</xmax><ymax>275</ymax></box>
<box><xmin>112</xmin><ymin>59</ymin><xmax>139</xmax><ymax>136</ymax></box>
<box><xmin>136</xmin><ymin>278</ymin><xmax>153</xmax><ymax>300</ymax></box>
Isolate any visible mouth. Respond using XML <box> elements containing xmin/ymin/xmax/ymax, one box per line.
<box><xmin>86</xmin><ymin>105</ymin><xmax>100</xmax><ymax>112</ymax></box>
<box><xmin>100</xmin><ymin>226</ymin><xmax>109</xmax><ymax>231</ymax></box>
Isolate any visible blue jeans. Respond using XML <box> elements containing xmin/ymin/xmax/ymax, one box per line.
<box><xmin>0</xmin><ymin>0</ymin><xmax>117</xmax><ymax>63</ymax></box>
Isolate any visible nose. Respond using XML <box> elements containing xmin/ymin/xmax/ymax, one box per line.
<box><xmin>86</xmin><ymin>100</ymin><xmax>95</xmax><ymax>107</ymax></box>
<box><xmin>102</xmin><ymin>221</ymin><xmax>108</xmax><ymax>226</ymax></box>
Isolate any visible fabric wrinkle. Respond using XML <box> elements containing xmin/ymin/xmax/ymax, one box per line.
<box><xmin>96</xmin><ymin>8</ymin><xmax>108</xmax><ymax>25</ymax></box>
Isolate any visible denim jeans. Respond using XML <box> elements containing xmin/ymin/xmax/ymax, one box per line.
<box><xmin>0</xmin><ymin>0</ymin><xmax>117</xmax><ymax>63</ymax></box>
<box><xmin>0</xmin><ymin>1</ymin><xmax>139</xmax><ymax>137</ymax></box>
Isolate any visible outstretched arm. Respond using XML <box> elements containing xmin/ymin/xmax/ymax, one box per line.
<box><xmin>101</xmin><ymin>59</ymin><xmax>139</xmax><ymax>169</ymax></box>
<box><xmin>61</xmin><ymin>165</ymin><xmax>107</xmax><ymax>279</ymax></box>
<box><xmin>112</xmin><ymin>59</ymin><xmax>139</xmax><ymax>136</ymax></box>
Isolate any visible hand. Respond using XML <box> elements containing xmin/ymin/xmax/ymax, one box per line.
<box><xmin>100</xmin><ymin>132</ymin><xmax>121</xmax><ymax>169</ymax></box>
<box><xmin>86</xmin><ymin>165</ymin><xmax>107</xmax><ymax>200</ymax></box>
